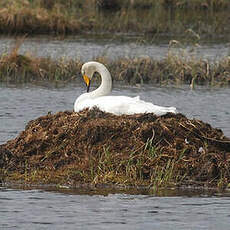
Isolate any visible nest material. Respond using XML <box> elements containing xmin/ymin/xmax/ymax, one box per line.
<box><xmin>1</xmin><ymin>108</ymin><xmax>230</xmax><ymax>187</ymax></box>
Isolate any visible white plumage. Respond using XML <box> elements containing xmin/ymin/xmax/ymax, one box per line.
<box><xmin>74</xmin><ymin>61</ymin><xmax>177</xmax><ymax>116</ymax></box>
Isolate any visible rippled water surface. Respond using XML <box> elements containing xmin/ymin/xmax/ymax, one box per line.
<box><xmin>1</xmin><ymin>186</ymin><xmax>230</xmax><ymax>230</ymax></box>
<box><xmin>0</xmin><ymin>36</ymin><xmax>229</xmax><ymax>61</ymax></box>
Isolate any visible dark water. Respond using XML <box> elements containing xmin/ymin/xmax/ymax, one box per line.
<box><xmin>0</xmin><ymin>36</ymin><xmax>229</xmax><ymax>61</ymax></box>
<box><xmin>1</xmin><ymin>83</ymin><xmax>230</xmax><ymax>229</ymax></box>
<box><xmin>1</xmin><ymin>186</ymin><xmax>230</xmax><ymax>230</ymax></box>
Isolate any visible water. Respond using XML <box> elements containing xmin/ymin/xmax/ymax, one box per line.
<box><xmin>1</xmin><ymin>186</ymin><xmax>230</xmax><ymax>230</ymax></box>
<box><xmin>0</xmin><ymin>35</ymin><xmax>229</xmax><ymax>61</ymax></box>
<box><xmin>1</xmin><ymin>83</ymin><xmax>230</xmax><ymax>229</ymax></box>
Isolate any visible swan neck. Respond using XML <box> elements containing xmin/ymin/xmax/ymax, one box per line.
<box><xmin>90</xmin><ymin>63</ymin><xmax>112</xmax><ymax>98</ymax></box>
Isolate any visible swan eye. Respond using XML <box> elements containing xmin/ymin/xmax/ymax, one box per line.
<box><xmin>82</xmin><ymin>70</ymin><xmax>85</xmax><ymax>76</ymax></box>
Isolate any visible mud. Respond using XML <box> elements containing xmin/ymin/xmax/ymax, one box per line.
<box><xmin>1</xmin><ymin>108</ymin><xmax>230</xmax><ymax>188</ymax></box>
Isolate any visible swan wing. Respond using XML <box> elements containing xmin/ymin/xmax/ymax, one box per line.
<box><xmin>75</xmin><ymin>95</ymin><xmax>176</xmax><ymax>116</ymax></box>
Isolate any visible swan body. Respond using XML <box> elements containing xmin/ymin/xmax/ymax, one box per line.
<box><xmin>74</xmin><ymin>61</ymin><xmax>177</xmax><ymax>116</ymax></box>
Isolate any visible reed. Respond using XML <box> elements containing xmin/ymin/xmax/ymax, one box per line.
<box><xmin>0</xmin><ymin>0</ymin><xmax>229</xmax><ymax>35</ymax></box>
<box><xmin>0</xmin><ymin>0</ymin><xmax>83</xmax><ymax>34</ymax></box>
<box><xmin>0</xmin><ymin>40</ymin><xmax>229</xmax><ymax>86</ymax></box>
<box><xmin>0</xmin><ymin>38</ymin><xmax>82</xmax><ymax>83</ymax></box>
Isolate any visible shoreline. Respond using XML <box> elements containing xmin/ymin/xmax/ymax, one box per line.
<box><xmin>1</xmin><ymin>181</ymin><xmax>229</xmax><ymax>196</ymax></box>
<box><xmin>0</xmin><ymin>38</ymin><xmax>229</xmax><ymax>86</ymax></box>
<box><xmin>0</xmin><ymin>0</ymin><xmax>229</xmax><ymax>36</ymax></box>
<box><xmin>0</xmin><ymin>51</ymin><xmax>229</xmax><ymax>86</ymax></box>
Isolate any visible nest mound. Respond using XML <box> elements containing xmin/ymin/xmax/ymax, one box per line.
<box><xmin>1</xmin><ymin>108</ymin><xmax>230</xmax><ymax>188</ymax></box>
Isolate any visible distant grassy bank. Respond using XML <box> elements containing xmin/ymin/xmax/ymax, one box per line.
<box><xmin>0</xmin><ymin>40</ymin><xmax>229</xmax><ymax>86</ymax></box>
<box><xmin>0</xmin><ymin>0</ymin><xmax>230</xmax><ymax>36</ymax></box>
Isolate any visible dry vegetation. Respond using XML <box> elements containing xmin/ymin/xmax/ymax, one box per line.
<box><xmin>0</xmin><ymin>0</ymin><xmax>229</xmax><ymax>35</ymax></box>
<box><xmin>0</xmin><ymin>0</ymin><xmax>85</xmax><ymax>34</ymax></box>
<box><xmin>1</xmin><ymin>108</ymin><xmax>230</xmax><ymax>189</ymax></box>
<box><xmin>0</xmin><ymin>40</ymin><xmax>229</xmax><ymax>86</ymax></box>
<box><xmin>0</xmin><ymin>39</ymin><xmax>82</xmax><ymax>82</ymax></box>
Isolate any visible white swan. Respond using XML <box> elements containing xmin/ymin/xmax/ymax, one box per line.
<box><xmin>74</xmin><ymin>61</ymin><xmax>177</xmax><ymax>116</ymax></box>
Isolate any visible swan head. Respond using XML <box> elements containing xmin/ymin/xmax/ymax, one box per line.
<box><xmin>81</xmin><ymin>62</ymin><xmax>97</xmax><ymax>93</ymax></box>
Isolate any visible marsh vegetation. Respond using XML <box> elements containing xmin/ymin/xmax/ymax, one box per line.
<box><xmin>0</xmin><ymin>0</ymin><xmax>229</xmax><ymax>36</ymax></box>
<box><xmin>0</xmin><ymin>39</ymin><xmax>229</xmax><ymax>86</ymax></box>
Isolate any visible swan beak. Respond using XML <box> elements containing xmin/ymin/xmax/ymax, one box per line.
<box><xmin>83</xmin><ymin>75</ymin><xmax>91</xmax><ymax>92</ymax></box>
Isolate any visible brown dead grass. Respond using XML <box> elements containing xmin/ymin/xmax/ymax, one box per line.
<box><xmin>0</xmin><ymin>0</ymin><xmax>83</xmax><ymax>35</ymax></box>
<box><xmin>0</xmin><ymin>0</ymin><xmax>229</xmax><ymax>35</ymax></box>
<box><xmin>1</xmin><ymin>42</ymin><xmax>230</xmax><ymax>86</ymax></box>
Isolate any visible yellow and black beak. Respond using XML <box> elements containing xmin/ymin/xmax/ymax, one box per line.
<box><xmin>83</xmin><ymin>75</ymin><xmax>91</xmax><ymax>92</ymax></box>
